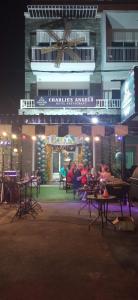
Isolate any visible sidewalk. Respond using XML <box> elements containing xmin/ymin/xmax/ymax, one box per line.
<box><xmin>0</xmin><ymin>202</ymin><xmax>138</xmax><ymax>300</ymax></box>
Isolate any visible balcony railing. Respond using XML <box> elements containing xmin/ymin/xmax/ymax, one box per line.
<box><xmin>31</xmin><ymin>47</ymin><xmax>95</xmax><ymax>62</ymax></box>
<box><xmin>107</xmin><ymin>47</ymin><xmax>138</xmax><ymax>62</ymax></box>
<box><xmin>20</xmin><ymin>99</ymin><xmax>120</xmax><ymax>109</ymax></box>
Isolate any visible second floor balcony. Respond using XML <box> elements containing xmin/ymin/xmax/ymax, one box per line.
<box><xmin>107</xmin><ymin>47</ymin><xmax>138</xmax><ymax>62</ymax></box>
<box><xmin>31</xmin><ymin>46</ymin><xmax>95</xmax><ymax>63</ymax></box>
<box><xmin>19</xmin><ymin>98</ymin><xmax>121</xmax><ymax>116</ymax></box>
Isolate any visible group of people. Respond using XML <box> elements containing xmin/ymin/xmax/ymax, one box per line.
<box><xmin>60</xmin><ymin>162</ymin><xmax>112</xmax><ymax>197</ymax></box>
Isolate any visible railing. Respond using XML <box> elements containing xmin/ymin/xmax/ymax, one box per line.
<box><xmin>96</xmin><ymin>99</ymin><xmax>120</xmax><ymax>109</ymax></box>
<box><xmin>21</xmin><ymin>99</ymin><xmax>35</xmax><ymax>109</ymax></box>
<box><xmin>107</xmin><ymin>47</ymin><xmax>138</xmax><ymax>62</ymax></box>
<box><xmin>31</xmin><ymin>47</ymin><xmax>95</xmax><ymax>62</ymax></box>
<box><xmin>27</xmin><ymin>5</ymin><xmax>98</xmax><ymax>19</ymax></box>
<box><xmin>20</xmin><ymin>99</ymin><xmax>121</xmax><ymax>109</ymax></box>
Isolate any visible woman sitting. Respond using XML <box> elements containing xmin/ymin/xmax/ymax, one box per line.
<box><xmin>66</xmin><ymin>165</ymin><xmax>75</xmax><ymax>184</ymax></box>
<box><xmin>98</xmin><ymin>166</ymin><xmax>112</xmax><ymax>182</ymax></box>
<box><xmin>81</xmin><ymin>165</ymin><xmax>88</xmax><ymax>186</ymax></box>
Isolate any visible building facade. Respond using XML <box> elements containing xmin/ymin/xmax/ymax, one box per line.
<box><xmin>0</xmin><ymin>1</ymin><xmax>138</xmax><ymax>181</ymax></box>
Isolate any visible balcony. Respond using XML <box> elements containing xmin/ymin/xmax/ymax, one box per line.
<box><xmin>27</xmin><ymin>5</ymin><xmax>98</xmax><ymax>19</ymax></box>
<box><xmin>20</xmin><ymin>98</ymin><xmax>120</xmax><ymax>111</ymax></box>
<box><xmin>107</xmin><ymin>47</ymin><xmax>138</xmax><ymax>62</ymax></box>
<box><xmin>31</xmin><ymin>46</ymin><xmax>95</xmax><ymax>63</ymax></box>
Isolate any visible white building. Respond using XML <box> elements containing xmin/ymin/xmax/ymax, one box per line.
<box><xmin>18</xmin><ymin>2</ymin><xmax>138</xmax><ymax>180</ymax></box>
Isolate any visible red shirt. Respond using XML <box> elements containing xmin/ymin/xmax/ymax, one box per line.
<box><xmin>81</xmin><ymin>168</ymin><xmax>88</xmax><ymax>185</ymax></box>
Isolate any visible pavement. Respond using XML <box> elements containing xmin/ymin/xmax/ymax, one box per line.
<box><xmin>0</xmin><ymin>201</ymin><xmax>138</xmax><ymax>300</ymax></box>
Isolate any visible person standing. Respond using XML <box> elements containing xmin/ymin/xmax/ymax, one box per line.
<box><xmin>72</xmin><ymin>163</ymin><xmax>83</xmax><ymax>199</ymax></box>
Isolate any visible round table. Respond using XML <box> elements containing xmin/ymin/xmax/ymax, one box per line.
<box><xmin>87</xmin><ymin>194</ymin><xmax>116</xmax><ymax>231</ymax></box>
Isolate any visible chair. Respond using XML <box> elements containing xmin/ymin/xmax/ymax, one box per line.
<box><xmin>65</xmin><ymin>176</ymin><xmax>73</xmax><ymax>193</ymax></box>
<box><xmin>106</xmin><ymin>184</ymin><xmax>131</xmax><ymax>217</ymax></box>
<box><xmin>59</xmin><ymin>175</ymin><xmax>66</xmax><ymax>189</ymax></box>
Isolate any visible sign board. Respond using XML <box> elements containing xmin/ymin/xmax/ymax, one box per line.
<box><xmin>121</xmin><ymin>66</ymin><xmax>138</xmax><ymax>122</ymax></box>
<box><xmin>35</xmin><ymin>96</ymin><xmax>95</xmax><ymax>108</ymax></box>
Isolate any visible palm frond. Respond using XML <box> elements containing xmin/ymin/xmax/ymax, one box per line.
<box><xmin>67</xmin><ymin>38</ymin><xmax>85</xmax><ymax>47</ymax></box>
<box><xmin>47</xmin><ymin>30</ymin><xmax>60</xmax><ymax>42</ymax></box>
<box><xmin>64</xmin><ymin>48</ymin><xmax>80</xmax><ymax>62</ymax></box>
<box><xmin>41</xmin><ymin>47</ymin><xmax>57</xmax><ymax>54</ymax></box>
<box><xmin>55</xmin><ymin>49</ymin><xmax>64</xmax><ymax>67</ymax></box>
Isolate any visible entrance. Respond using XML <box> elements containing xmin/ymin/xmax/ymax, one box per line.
<box><xmin>52</xmin><ymin>151</ymin><xmax>75</xmax><ymax>180</ymax></box>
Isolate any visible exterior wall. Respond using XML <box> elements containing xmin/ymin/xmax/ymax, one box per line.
<box><xmin>24</xmin><ymin>9</ymin><xmax>138</xmax><ymax>113</ymax></box>
<box><xmin>25</xmin><ymin>17</ymin><xmax>101</xmax><ymax>100</ymax></box>
<box><xmin>101</xmin><ymin>11</ymin><xmax>138</xmax><ymax>82</ymax></box>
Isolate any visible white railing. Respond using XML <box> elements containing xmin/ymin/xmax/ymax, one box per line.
<box><xmin>27</xmin><ymin>5</ymin><xmax>98</xmax><ymax>19</ymax></box>
<box><xmin>107</xmin><ymin>47</ymin><xmax>138</xmax><ymax>62</ymax></box>
<box><xmin>31</xmin><ymin>46</ymin><xmax>95</xmax><ymax>62</ymax></box>
<box><xmin>20</xmin><ymin>99</ymin><xmax>121</xmax><ymax>109</ymax></box>
<box><xmin>21</xmin><ymin>99</ymin><xmax>35</xmax><ymax>109</ymax></box>
<box><xmin>96</xmin><ymin>99</ymin><xmax>120</xmax><ymax>109</ymax></box>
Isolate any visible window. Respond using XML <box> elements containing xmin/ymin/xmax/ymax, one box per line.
<box><xmin>124</xmin><ymin>42</ymin><xmax>135</xmax><ymax>47</ymax></box>
<box><xmin>112</xmin><ymin>90</ymin><xmax>120</xmax><ymax>99</ymax></box>
<box><xmin>76</xmin><ymin>90</ymin><xmax>83</xmax><ymax>96</ymax></box>
<box><xmin>51</xmin><ymin>90</ymin><xmax>58</xmax><ymax>96</ymax></box>
<box><xmin>112</xmin><ymin>42</ymin><xmax>123</xmax><ymax>47</ymax></box>
<box><xmin>84</xmin><ymin>90</ymin><xmax>88</xmax><ymax>96</ymax></box>
<box><xmin>71</xmin><ymin>90</ymin><xmax>75</xmax><ymax>96</ymax></box>
<box><xmin>38</xmin><ymin>90</ymin><xmax>48</xmax><ymax>96</ymax></box>
<box><xmin>103</xmin><ymin>90</ymin><xmax>112</xmax><ymax>99</ymax></box>
<box><xmin>61</xmin><ymin>90</ymin><xmax>69</xmax><ymax>96</ymax></box>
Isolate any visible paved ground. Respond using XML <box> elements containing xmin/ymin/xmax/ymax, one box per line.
<box><xmin>0</xmin><ymin>201</ymin><xmax>138</xmax><ymax>300</ymax></box>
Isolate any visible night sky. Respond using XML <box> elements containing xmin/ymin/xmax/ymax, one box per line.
<box><xmin>0</xmin><ymin>1</ymin><xmax>25</xmax><ymax>114</ymax></box>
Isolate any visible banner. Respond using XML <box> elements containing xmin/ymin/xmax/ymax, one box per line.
<box><xmin>22</xmin><ymin>125</ymin><xmax>35</xmax><ymax>136</ymax></box>
<box><xmin>91</xmin><ymin>126</ymin><xmax>105</xmax><ymax>137</ymax></box>
<box><xmin>45</xmin><ymin>125</ymin><xmax>58</xmax><ymax>136</ymax></box>
<box><xmin>68</xmin><ymin>126</ymin><xmax>82</xmax><ymax>137</ymax></box>
<box><xmin>115</xmin><ymin>125</ymin><xmax>128</xmax><ymax>136</ymax></box>
<box><xmin>35</xmin><ymin>96</ymin><xmax>95</xmax><ymax>108</ymax></box>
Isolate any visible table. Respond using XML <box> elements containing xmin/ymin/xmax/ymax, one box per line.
<box><xmin>12</xmin><ymin>178</ymin><xmax>42</xmax><ymax>221</ymax></box>
<box><xmin>87</xmin><ymin>194</ymin><xmax>116</xmax><ymax>231</ymax></box>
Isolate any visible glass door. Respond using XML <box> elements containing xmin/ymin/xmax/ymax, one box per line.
<box><xmin>52</xmin><ymin>151</ymin><xmax>75</xmax><ymax>180</ymax></box>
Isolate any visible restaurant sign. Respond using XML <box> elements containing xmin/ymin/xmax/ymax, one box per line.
<box><xmin>35</xmin><ymin>96</ymin><xmax>95</xmax><ymax>107</ymax></box>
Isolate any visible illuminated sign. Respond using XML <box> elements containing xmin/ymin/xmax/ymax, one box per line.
<box><xmin>35</xmin><ymin>96</ymin><xmax>95</xmax><ymax>107</ymax></box>
<box><xmin>121</xmin><ymin>66</ymin><xmax>138</xmax><ymax>122</ymax></box>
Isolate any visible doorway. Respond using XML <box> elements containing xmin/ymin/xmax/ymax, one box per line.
<box><xmin>52</xmin><ymin>151</ymin><xmax>75</xmax><ymax>180</ymax></box>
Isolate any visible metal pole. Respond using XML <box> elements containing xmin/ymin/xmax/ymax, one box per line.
<box><xmin>92</xmin><ymin>137</ymin><xmax>96</xmax><ymax>168</ymax></box>
<box><xmin>10</xmin><ymin>140</ymin><xmax>13</xmax><ymax>170</ymax></box>
<box><xmin>32</xmin><ymin>140</ymin><xmax>36</xmax><ymax>174</ymax></box>
<box><xmin>121</xmin><ymin>136</ymin><xmax>126</xmax><ymax>180</ymax></box>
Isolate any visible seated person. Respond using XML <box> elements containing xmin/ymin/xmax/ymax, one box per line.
<box><xmin>98</xmin><ymin>166</ymin><xmax>112</xmax><ymax>182</ymax></box>
<box><xmin>59</xmin><ymin>165</ymin><xmax>68</xmax><ymax>181</ymax></box>
<box><xmin>81</xmin><ymin>165</ymin><xmax>88</xmax><ymax>186</ymax></box>
<box><xmin>66</xmin><ymin>165</ymin><xmax>75</xmax><ymax>184</ymax></box>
